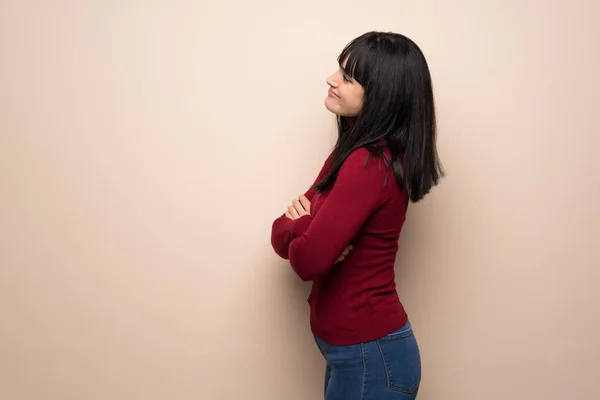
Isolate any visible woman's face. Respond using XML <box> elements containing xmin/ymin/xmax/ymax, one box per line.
<box><xmin>324</xmin><ymin>59</ymin><xmax>365</xmax><ymax>117</ymax></box>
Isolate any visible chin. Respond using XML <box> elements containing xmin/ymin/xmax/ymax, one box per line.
<box><xmin>324</xmin><ymin>98</ymin><xmax>340</xmax><ymax>115</ymax></box>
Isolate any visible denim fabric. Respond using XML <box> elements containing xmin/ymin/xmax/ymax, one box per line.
<box><xmin>313</xmin><ymin>321</ymin><xmax>421</xmax><ymax>400</ymax></box>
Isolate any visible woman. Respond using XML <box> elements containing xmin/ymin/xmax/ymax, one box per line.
<box><xmin>270</xmin><ymin>31</ymin><xmax>443</xmax><ymax>400</ymax></box>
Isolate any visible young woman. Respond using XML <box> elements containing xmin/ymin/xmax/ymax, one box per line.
<box><xmin>270</xmin><ymin>31</ymin><xmax>443</xmax><ymax>400</ymax></box>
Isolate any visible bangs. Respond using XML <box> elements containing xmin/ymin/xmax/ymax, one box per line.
<box><xmin>337</xmin><ymin>38</ymin><xmax>372</xmax><ymax>85</ymax></box>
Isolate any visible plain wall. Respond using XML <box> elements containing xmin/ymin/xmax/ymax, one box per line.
<box><xmin>1</xmin><ymin>1</ymin><xmax>599</xmax><ymax>399</ymax></box>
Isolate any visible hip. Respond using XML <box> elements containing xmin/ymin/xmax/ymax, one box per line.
<box><xmin>314</xmin><ymin>320</ymin><xmax>421</xmax><ymax>399</ymax></box>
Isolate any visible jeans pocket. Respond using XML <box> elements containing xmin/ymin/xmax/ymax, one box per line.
<box><xmin>376</xmin><ymin>326</ymin><xmax>421</xmax><ymax>394</ymax></box>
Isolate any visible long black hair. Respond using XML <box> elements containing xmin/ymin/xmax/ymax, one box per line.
<box><xmin>314</xmin><ymin>31</ymin><xmax>444</xmax><ymax>202</ymax></box>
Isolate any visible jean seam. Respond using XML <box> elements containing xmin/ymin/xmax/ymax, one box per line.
<box><xmin>360</xmin><ymin>343</ymin><xmax>367</xmax><ymax>400</ymax></box>
<box><xmin>376</xmin><ymin>339</ymin><xmax>392</xmax><ymax>390</ymax></box>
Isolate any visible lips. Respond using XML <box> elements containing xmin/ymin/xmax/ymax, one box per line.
<box><xmin>328</xmin><ymin>88</ymin><xmax>340</xmax><ymax>98</ymax></box>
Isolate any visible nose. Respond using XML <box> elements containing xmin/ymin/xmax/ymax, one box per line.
<box><xmin>326</xmin><ymin>73</ymin><xmax>338</xmax><ymax>88</ymax></box>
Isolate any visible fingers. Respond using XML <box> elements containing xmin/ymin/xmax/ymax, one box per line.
<box><xmin>298</xmin><ymin>195</ymin><xmax>311</xmax><ymax>214</ymax></box>
<box><xmin>287</xmin><ymin>205</ymin><xmax>300</xmax><ymax>219</ymax></box>
<box><xmin>336</xmin><ymin>245</ymin><xmax>354</xmax><ymax>263</ymax></box>
<box><xmin>284</xmin><ymin>195</ymin><xmax>311</xmax><ymax>221</ymax></box>
<box><xmin>292</xmin><ymin>198</ymin><xmax>308</xmax><ymax>217</ymax></box>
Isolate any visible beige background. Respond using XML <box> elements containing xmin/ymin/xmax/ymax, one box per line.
<box><xmin>1</xmin><ymin>1</ymin><xmax>599</xmax><ymax>399</ymax></box>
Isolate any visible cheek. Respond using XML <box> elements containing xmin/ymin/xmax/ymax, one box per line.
<box><xmin>350</xmin><ymin>91</ymin><xmax>364</xmax><ymax>110</ymax></box>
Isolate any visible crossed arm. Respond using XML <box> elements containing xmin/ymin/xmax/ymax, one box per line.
<box><xmin>270</xmin><ymin>149</ymin><xmax>386</xmax><ymax>281</ymax></box>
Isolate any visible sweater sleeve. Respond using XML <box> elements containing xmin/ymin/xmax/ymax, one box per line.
<box><xmin>288</xmin><ymin>149</ymin><xmax>388</xmax><ymax>281</ymax></box>
<box><xmin>270</xmin><ymin>154</ymin><xmax>331</xmax><ymax>259</ymax></box>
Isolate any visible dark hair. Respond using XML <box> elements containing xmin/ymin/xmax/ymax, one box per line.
<box><xmin>314</xmin><ymin>31</ymin><xmax>444</xmax><ymax>202</ymax></box>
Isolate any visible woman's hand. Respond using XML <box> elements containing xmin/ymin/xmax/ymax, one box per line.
<box><xmin>335</xmin><ymin>245</ymin><xmax>353</xmax><ymax>263</ymax></box>
<box><xmin>284</xmin><ymin>195</ymin><xmax>353</xmax><ymax>262</ymax></box>
<box><xmin>285</xmin><ymin>195</ymin><xmax>311</xmax><ymax>220</ymax></box>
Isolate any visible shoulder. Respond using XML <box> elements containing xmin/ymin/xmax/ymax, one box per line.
<box><xmin>337</xmin><ymin>147</ymin><xmax>391</xmax><ymax>188</ymax></box>
<box><xmin>329</xmin><ymin>148</ymin><xmax>390</xmax><ymax>206</ymax></box>
<box><xmin>341</xmin><ymin>147</ymin><xmax>388</xmax><ymax>173</ymax></box>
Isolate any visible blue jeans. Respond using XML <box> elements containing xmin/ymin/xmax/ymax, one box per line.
<box><xmin>313</xmin><ymin>321</ymin><xmax>421</xmax><ymax>400</ymax></box>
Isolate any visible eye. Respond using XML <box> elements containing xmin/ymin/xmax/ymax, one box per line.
<box><xmin>343</xmin><ymin>74</ymin><xmax>352</xmax><ymax>82</ymax></box>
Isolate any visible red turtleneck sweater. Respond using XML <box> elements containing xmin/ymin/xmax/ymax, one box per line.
<box><xmin>271</xmin><ymin>147</ymin><xmax>409</xmax><ymax>345</ymax></box>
